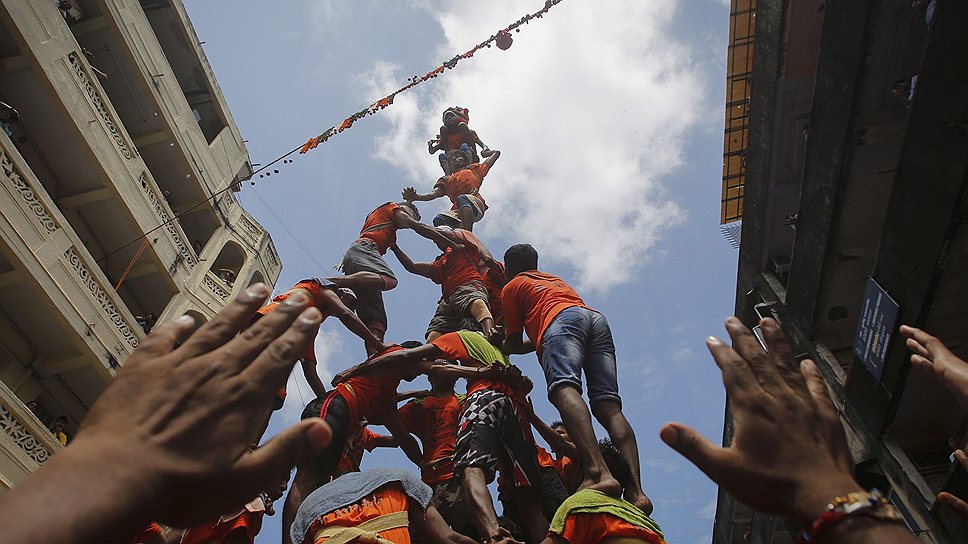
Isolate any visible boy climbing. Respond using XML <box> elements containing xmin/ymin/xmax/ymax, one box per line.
<box><xmin>499</xmin><ymin>243</ymin><xmax>654</xmax><ymax>515</ymax></box>
<box><xmin>427</xmin><ymin>106</ymin><xmax>491</xmax><ymax>174</ymax></box>
<box><xmin>390</xmin><ymin>227</ymin><xmax>495</xmax><ymax>340</ymax></box>
<box><xmin>402</xmin><ymin>146</ymin><xmax>501</xmax><ymax>231</ymax></box>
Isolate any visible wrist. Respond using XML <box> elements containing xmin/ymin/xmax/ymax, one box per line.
<box><xmin>790</xmin><ymin>476</ymin><xmax>865</xmax><ymax>526</ymax></box>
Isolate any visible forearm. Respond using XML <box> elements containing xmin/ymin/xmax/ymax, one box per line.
<box><xmin>816</xmin><ymin>516</ymin><xmax>919</xmax><ymax>543</ymax></box>
<box><xmin>301</xmin><ymin>361</ymin><xmax>327</xmax><ymax>398</ymax></box>
<box><xmin>503</xmin><ymin>336</ymin><xmax>535</xmax><ymax>355</ymax></box>
<box><xmin>337</xmin><ymin>312</ymin><xmax>383</xmax><ymax>349</ymax></box>
<box><xmin>0</xmin><ymin>437</ymin><xmax>155</xmax><ymax>544</ymax></box>
<box><xmin>397</xmin><ymin>390</ymin><xmax>430</xmax><ymax>402</ymax></box>
<box><xmin>532</xmin><ymin>415</ymin><xmax>577</xmax><ymax>458</ymax></box>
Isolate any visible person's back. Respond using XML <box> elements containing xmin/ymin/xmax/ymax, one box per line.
<box><xmin>358</xmin><ymin>202</ymin><xmax>402</xmax><ymax>255</ymax></box>
<box><xmin>501</xmin><ymin>271</ymin><xmax>587</xmax><ymax>355</ymax></box>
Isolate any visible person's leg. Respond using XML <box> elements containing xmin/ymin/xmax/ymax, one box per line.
<box><xmin>327</xmin><ymin>271</ymin><xmax>388</xmax><ymax>291</ymax></box>
<box><xmin>513</xmin><ymin>484</ymin><xmax>550</xmax><ymax>543</ymax></box>
<box><xmin>458</xmin><ymin>205</ymin><xmax>476</xmax><ymax>231</ymax></box>
<box><xmin>282</xmin><ymin>462</ymin><xmax>319</xmax><ymax>544</ymax></box>
<box><xmin>584</xmin><ymin>311</ymin><xmax>652</xmax><ymax>514</ymax></box>
<box><xmin>461</xmin><ymin>467</ymin><xmax>502</xmax><ymax>540</ymax></box>
<box><xmin>538</xmin><ymin>466</ymin><xmax>569</xmax><ymax>521</ymax></box>
<box><xmin>426</xmin><ymin>297</ymin><xmax>461</xmax><ymax>342</ymax></box>
<box><xmin>549</xmin><ymin>386</ymin><xmax>620</xmax><ymax>497</ymax></box>
<box><xmin>542</xmin><ymin>309</ymin><xmax>621</xmax><ymax>498</ymax></box>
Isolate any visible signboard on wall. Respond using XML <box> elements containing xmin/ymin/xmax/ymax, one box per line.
<box><xmin>853</xmin><ymin>277</ymin><xmax>900</xmax><ymax>381</ymax></box>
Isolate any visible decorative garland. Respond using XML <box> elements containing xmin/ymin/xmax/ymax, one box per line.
<box><xmin>299</xmin><ymin>0</ymin><xmax>565</xmax><ymax>154</ymax></box>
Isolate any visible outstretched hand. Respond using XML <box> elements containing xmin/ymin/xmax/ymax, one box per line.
<box><xmin>73</xmin><ymin>285</ymin><xmax>332</xmax><ymax>525</ymax></box>
<box><xmin>660</xmin><ymin>318</ymin><xmax>861</xmax><ymax>526</ymax></box>
<box><xmin>899</xmin><ymin>325</ymin><xmax>968</xmax><ymax>409</ymax></box>
<box><xmin>402</xmin><ymin>187</ymin><xmax>418</xmax><ymax>201</ymax></box>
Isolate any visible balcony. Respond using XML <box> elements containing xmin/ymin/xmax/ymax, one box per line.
<box><xmin>0</xmin><ymin>381</ymin><xmax>64</xmax><ymax>487</ymax></box>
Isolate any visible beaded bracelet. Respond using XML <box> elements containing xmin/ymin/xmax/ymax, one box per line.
<box><xmin>797</xmin><ymin>489</ymin><xmax>905</xmax><ymax>542</ymax></box>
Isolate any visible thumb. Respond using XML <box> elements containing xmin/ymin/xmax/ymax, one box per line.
<box><xmin>660</xmin><ymin>422</ymin><xmax>730</xmax><ymax>482</ymax></box>
<box><xmin>236</xmin><ymin>419</ymin><xmax>332</xmax><ymax>488</ymax></box>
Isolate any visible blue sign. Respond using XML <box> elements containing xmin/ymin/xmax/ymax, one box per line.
<box><xmin>853</xmin><ymin>278</ymin><xmax>900</xmax><ymax>381</ymax></box>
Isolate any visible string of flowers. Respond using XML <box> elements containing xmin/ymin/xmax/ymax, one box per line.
<box><xmin>299</xmin><ymin>0</ymin><xmax>565</xmax><ymax>154</ymax></box>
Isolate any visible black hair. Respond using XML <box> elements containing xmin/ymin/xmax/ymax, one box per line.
<box><xmin>504</xmin><ymin>244</ymin><xmax>538</xmax><ymax>277</ymax></box>
<box><xmin>400</xmin><ymin>340</ymin><xmax>424</xmax><ymax>349</ymax></box>
<box><xmin>599</xmin><ymin>438</ymin><xmax>632</xmax><ymax>492</ymax></box>
<box><xmin>551</xmin><ymin>420</ymin><xmax>564</xmax><ymax>429</ymax></box>
<box><xmin>397</xmin><ymin>201</ymin><xmax>421</xmax><ymax>222</ymax></box>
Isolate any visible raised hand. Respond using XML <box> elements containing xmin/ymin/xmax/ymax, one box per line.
<box><xmin>660</xmin><ymin>318</ymin><xmax>861</xmax><ymax>526</ymax></box>
<box><xmin>899</xmin><ymin>325</ymin><xmax>968</xmax><ymax>409</ymax></box>
<box><xmin>402</xmin><ymin>187</ymin><xmax>419</xmax><ymax>201</ymax></box>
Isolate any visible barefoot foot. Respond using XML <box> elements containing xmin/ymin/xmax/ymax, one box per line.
<box><xmin>624</xmin><ymin>489</ymin><xmax>654</xmax><ymax>515</ymax></box>
<box><xmin>579</xmin><ymin>475</ymin><xmax>622</xmax><ymax>498</ymax></box>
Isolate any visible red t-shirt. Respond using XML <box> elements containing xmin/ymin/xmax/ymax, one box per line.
<box><xmin>336</xmin><ymin>345</ymin><xmax>405</xmax><ymax>424</ymax></box>
<box><xmin>429</xmin><ymin>230</ymin><xmax>486</xmax><ymax>297</ymax></box>
<box><xmin>501</xmin><ymin>271</ymin><xmax>590</xmax><ymax>354</ymax></box>
<box><xmin>358</xmin><ymin>202</ymin><xmax>401</xmax><ymax>254</ymax></box>
<box><xmin>436</xmin><ymin>163</ymin><xmax>489</xmax><ymax>209</ymax></box>
<box><xmin>397</xmin><ymin>395</ymin><xmax>462</xmax><ymax>484</ymax></box>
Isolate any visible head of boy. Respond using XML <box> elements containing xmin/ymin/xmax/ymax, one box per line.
<box><xmin>51</xmin><ymin>416</ymin><xmax>67</xmax><ymax>433</ymax></box>
<box><xmin>397</xmin><ymin>201</ymin><xmax>421</xmax><ymax>222</ymax></box>
<box><xmin>551</xmin><ymin>420</ymin><xmax>573</xmax><ymax>445</ymax></box>
<box><xmin>442</xmin><ymin>107</ymin><xmax>467</xmax><ymax>127</ymax></box>
<box><xmin>434</xmin><ymin>226</ymin><xmax>456</xmax><ymax>252</ymax></box>
<box><xmin>447</xmin><ymin>149</ymin><xmax>470</xmax><ymax>171</ymax></box>
<box><xmin>428</xmin><ymin>361</ymin><xmax>459</xmax><ymax>390</ymax></box>
<box><xmin>504</xmin><ymin>244</ymin><xmax>539</xmax><ymax>280</ymax></box>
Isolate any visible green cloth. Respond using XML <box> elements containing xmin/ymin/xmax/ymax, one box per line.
<box><xmin>550</xmin><ymin>489</ymin><xmax>664</xmax><ymax>539</ymax></box>
<box><xmin>457</xmin><ymin>330</ymin><xmax>510</xmax><ymax>367</ymax></box>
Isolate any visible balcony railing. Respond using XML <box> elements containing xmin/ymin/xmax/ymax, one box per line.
<box><xmin>0</xmin><ymin>381</ymin><xmax>64</xmax><ymax>476</ymax></box>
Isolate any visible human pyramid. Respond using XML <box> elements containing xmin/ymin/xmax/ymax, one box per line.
<box><xmin>202</xmin><ymin>106</ymin><xmax>666</xmax><ymax>544</ymax></box>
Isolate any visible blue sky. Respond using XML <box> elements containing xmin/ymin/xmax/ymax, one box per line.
<box><xmin>184</xmin><ymin>1</ymin><xmax>737</xmax><ymax>542</ymax></box>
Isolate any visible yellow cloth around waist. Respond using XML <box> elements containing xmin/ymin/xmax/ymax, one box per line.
<box><xmin>312</xmin><ymin>510</ymin><xmax>409</xmax><ymax>544</ymax></box>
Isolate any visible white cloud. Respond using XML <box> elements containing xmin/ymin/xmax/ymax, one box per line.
<box><xmin>364</xmin><ymin>0</ymin><xmax>704</xmax><ymax>291</ymax></box>
<box><xmin>698</xmin><ymin>496</ymin><xmax>718</xmax><ymax>520</ymax></box>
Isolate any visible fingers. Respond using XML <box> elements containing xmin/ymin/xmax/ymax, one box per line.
<box><xmin>760</xmin><ymin>318</ymin><xmax>806</xmax><ymax>391</ymax></box>
<box><xmin>905</xmin><ymin>337</ymin><xmax>931</xmax><ymax>359</ymax></box>
<box><xmin>955</xmin><ymin>449</ymin><xmax>968</xmax><ymax>472</ymax></box>
<box><xmin>723</xmin><ymin>318</ymin><xmax>784</xmax><ymax>393</ymax></box>
<box><xmin>226</xmin><ymin>293</ymin><xmax>313</xmax><ymax>369</ymax></box>
<box><xmin>910</xmin><ymin>354</ymin><xmax>938</xmax><ymax>376</ymax></box>
<box><xmin>938</xmin><ymin>492</ymin><xmax>968</xmax><ymax>519</ymax></box>
<box><xmin>706</xmin><ymin>336</ymin><xmax>763</xmax><ymax>402</ymax></box>
<box><xmin>241</xmin><ymin>307</ymin><xmax>322</xmax><ymax>390</ymax></box>
<box><xmin>132</xmin><ymin>315</ymin><xmax>196</xmax><ymax>360</ymax></box>
<box><xmin>179</xmin><ymin>284</ymin><xmax>270</xmax><ymax>359</ymax></box>
<box><xmin>660</xmin><ymin>422</ymin><xmax>732</xmax><ymax>483</ymax></box>
<box><xmin>899</xmin><ymin>325</ymin><xmax>940</xmax><ymax>357</ymax></box>
<box><xmin>235</xmin><ymin>419</ymin><xmax>332</xmax><ymax>493</ymax></box>
<box><xmin>801</xmin><ymin>359</ymin><xmax>837</xmax><ymax>418</ymax></box>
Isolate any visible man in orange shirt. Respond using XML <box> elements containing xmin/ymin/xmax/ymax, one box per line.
<box><xmin>499</xmin><ymin>244</ymin><xmax>652</xmax><ymax>515</ymax></box>
<box><xmin>396</xmin><ymin>368</ymin><xmax>469</xmax><ymax>529</ymax></box>
<box><xmin>282</xmin><ymin>343</ymin><xmax>429</xmax><ymax>544</ymax></box>
<box><xmin>402</xmin><ymin>147</ymin><xmax>501</xmax><ymax>231</ymax></box>
<box><xmin>330</xmin><ymin>202</ymin><xmax>460</xmax><ymax>346</ymax></box>
<box><xmin>335</xmin><ymin>425</ymin><xmax>397</xmax><ymax>474</ymax></box>
<box><xmin>390</xmin><ymin>227</ymin><xmax>495</xmax><ymax>340</ymax></box>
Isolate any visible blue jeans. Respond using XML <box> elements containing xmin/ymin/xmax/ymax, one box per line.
<box><xmin>540</xmin><ymin>306</ymin><xmax>621</xmax><ymax>406</ymax></box>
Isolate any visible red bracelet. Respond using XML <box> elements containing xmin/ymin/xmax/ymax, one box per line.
<box><xmin>797</xmin><ymin>490</ymin><xmax>904</xmax><ymax>542</ymax></box>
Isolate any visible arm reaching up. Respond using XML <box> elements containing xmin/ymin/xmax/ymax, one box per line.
<box><xmin>661</xmin><ymin>318</ymin><xmax>916</xmax><ymax>543</ymax></box>
<box><xmin>392</xmin><ymin>208</ymin><xmax>462</xmax><ymax>250</ymax></box>
<box><xmin>389</xmin><ymin>244</ymin><xmax>435</xmax><ymax>279</ymax></box>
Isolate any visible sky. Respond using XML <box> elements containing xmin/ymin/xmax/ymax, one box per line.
<box><xmin>183</xmin><ymin>1</ymin><xmax>738</xmax><ymax>542</ymax></box>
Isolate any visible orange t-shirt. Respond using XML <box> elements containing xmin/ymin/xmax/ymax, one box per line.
<box><xmin>501</xmin><ymin>271</ymin><xmax>590</xmax><ymax>354</ymax></box>
<box><xmin>397</xmin><ymin>395</ymin><xmax>462</xmax><ymax>485</ymax></box>
<box><xmin>430</xmin><ymin>332</ymin><xmax>516</xmax><ymax>400</ymax></box>
<box><xmin>484</xmin><ymin>260</ymin><xmax>506</xmax><ymax>321</ymax></box>
<box><xmin>337</xmin><ymin>427</ymin><xmax>384</xmax><ymax>473</ymax></box>
<box><xmin>555</xmin><ymin>455</ymin><xmax>580</xmax><ymax>492</ymax></box>
<box><xmin>336</xmin><ymin>345</ymin><xmax>405</xmax><ymax>424</ymax></box>
<box><xmin>436</xmin><ymin>163</ymin><xmax>489</xmax><ymax>209</ymax></box>
<box><xmin>535</xmin><ymin>445</ymin><xmax>556</xmax><ymax>469</ymax></box>
<box><xmin>254</xmin><ymin>279</ymin><xmax>334</xmax><ymax>363</ymax></box>
<box><xmin>358</xmin><ymin>202</ymin><xmax>401</xmax><ymax>254</ymax></box>
<box><xmin>305</xmin><ymin>483</ymin><xmax>411</xmax><ymax>544</ymax></box>
<box><xmin>443</xmin><ymin>128</ymin><xmax>479</xmax><ymax>152</ymax></box>
<box><xmin>557</xmin><ymin>512</ymin><xmax>666</xmax><ymax>544</ymax></box>
<box><xmin>429</xmin><ymin>230</ymin><xmax>486</xmax><ymax>297</ymax></box>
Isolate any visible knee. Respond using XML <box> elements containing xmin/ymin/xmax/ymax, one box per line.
<box><xmin>381</xmin><ymin>275</ymin><xmax>398</xmax><ymax>291</ymax></box>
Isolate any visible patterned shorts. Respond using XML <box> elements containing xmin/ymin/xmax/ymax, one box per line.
<box><xmin>454</xmin><ymin>389</ymin><xmax>539</xmax><ymax>488</ymax></box>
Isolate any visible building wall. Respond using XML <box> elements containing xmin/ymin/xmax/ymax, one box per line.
<box><xmin>0</xmin><ymin>0</ymin><xmax>281</xmax><ymax>488</ymax></box>
<box><xmin>715</xmin><ymin>0</ymin><xmax>968</xmax><ymax>542</ymax></box>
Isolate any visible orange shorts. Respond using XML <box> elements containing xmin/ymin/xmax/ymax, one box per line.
<box><xmin>304</xmin><ymin>484</ymin><xmax>410</xmax><ymax>544</ymax></box>
<box><xmin>130</xmin><ymin>523</ymin><xmax>162</xmax><ymax>543</ymax></box>
<box><xmin>181</xmin><ymin>511</ymin><xmax>263</xmax><ymax>544</ymax></box>
<box><xmin>557</xmin><ymin>512</ymin><xmax>665</xmax><ymax>544</ymax></box>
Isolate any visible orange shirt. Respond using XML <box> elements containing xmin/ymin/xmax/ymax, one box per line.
<box><xmin>558</xmin><ymin>512</ymin><xmax>666</xmax><ymax>544</ymax></box>
<box><xmin>430</xmin><ymin>332</ymin><xmax>516</xmax><ymax>400</ymax></box>
<box><xmin>501</xmin><ymin>271</ymin><xmax>590</xmax><ymax>354</ymax></box>
<box><xmin>484</xmin><ymin>260</ymin><xmax>506</xmax><ymax>321</ymax></box>
<box><xmin>535</xmin><ymin>444</ymin><xmax>556</xmax><ymax>469</ymax></box>
<box><xmin>436</xmin><ymin>163</ymin><xmax>489</xmax><ymax>209</ymax></box>
<box><xmin>555</xmin><ymin>455</ymin><xmax>580</xmax><ymax>492</ymax></box>
<box><xmin>358</xmin><ymin>202</ymin><xmax>401</xmax><ymax>254</ymax></box>
<box><xmin>337</xmin><ymin>427</ymin><xmax>384</xmax><ymax>473</ymax></box>
<box><xmin>443</xmin><ymin>128</ymin><xmax>479</xmax><ymax>152</ymax></box>
<box><xmin>429</xmin><ymin>230</ymin><xmax>486</xmax><ymax>297</ymax></box>
<box><xmin>336</xmin><ymin>345</ymin><xmax>405</xmax><ymax>424</ymax></box>
<box><xmin>255</xmin><ymin>279</ymin><xmax>334</xmax><ymax>363</ymax></box>
<box><xmin>397</xmin><ymin>395</ymin><xmax>462</xmax><ymax>485</ymax></box>
<box><xmin>306</xmin><ymin>483</ymin><xmax>411</xmax><ymax>544</ymax></box>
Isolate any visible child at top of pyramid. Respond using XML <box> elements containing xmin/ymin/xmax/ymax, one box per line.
<box><xmin>403</xmin><ymin>144</ymin><xmax>501</xmax><ymax>232</ymax></box>
<box><xmin>427</xmin><ymin>106</ymin><xmax>492</xmax><ymax>174</ymax></box>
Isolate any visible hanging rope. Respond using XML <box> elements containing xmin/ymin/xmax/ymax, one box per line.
<box><xmin>298</xmin><ymin>0</ymin><xmax>566</xmax><ymax>154</ymax></box>
<box><xmin>113</xmin><ymin>238</ymin><xmax>149</xmax><ymax>291</ymax></box>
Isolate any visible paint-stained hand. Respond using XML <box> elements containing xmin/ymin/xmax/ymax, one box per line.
<box><xmin>73</xmin><ymin>284</ymin><xmax>332</xmax><ymax>526</ymax></box>
<box><xmin>660</xmin><ymin>318</ymin><xmax>861</xmax><ymax>526</ymax></box>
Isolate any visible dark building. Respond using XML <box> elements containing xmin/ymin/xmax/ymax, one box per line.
<box><xmin>714</xmin><ymin>0</ymin><xmax>968</xmax><ymax>542</ymax></box>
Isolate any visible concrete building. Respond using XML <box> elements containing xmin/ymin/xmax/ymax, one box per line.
<box><xmin>714</xmin><ymin>0</ymin><xmax>968</xmax><ymax>542</ymax></box>
<box><xmin>0</xmin><ymin>0</ymin><xmax>280</xmax><ymax>487</ymax></box>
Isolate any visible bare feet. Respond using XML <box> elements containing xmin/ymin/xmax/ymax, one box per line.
<box><xmin>579</xmin><ymin>473</ymin><xmax>622</xmax><ymax>499</ymax></box>
<box><xmin>624</xmin><ymin>489</ymin><xmax>654</xmax><ymax>516</ymax></box>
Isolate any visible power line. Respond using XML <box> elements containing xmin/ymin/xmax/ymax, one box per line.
<box><xmin>248</xmin><ymin>186</ymin><xmax>329</xmax><ymax>272</ymax></box>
